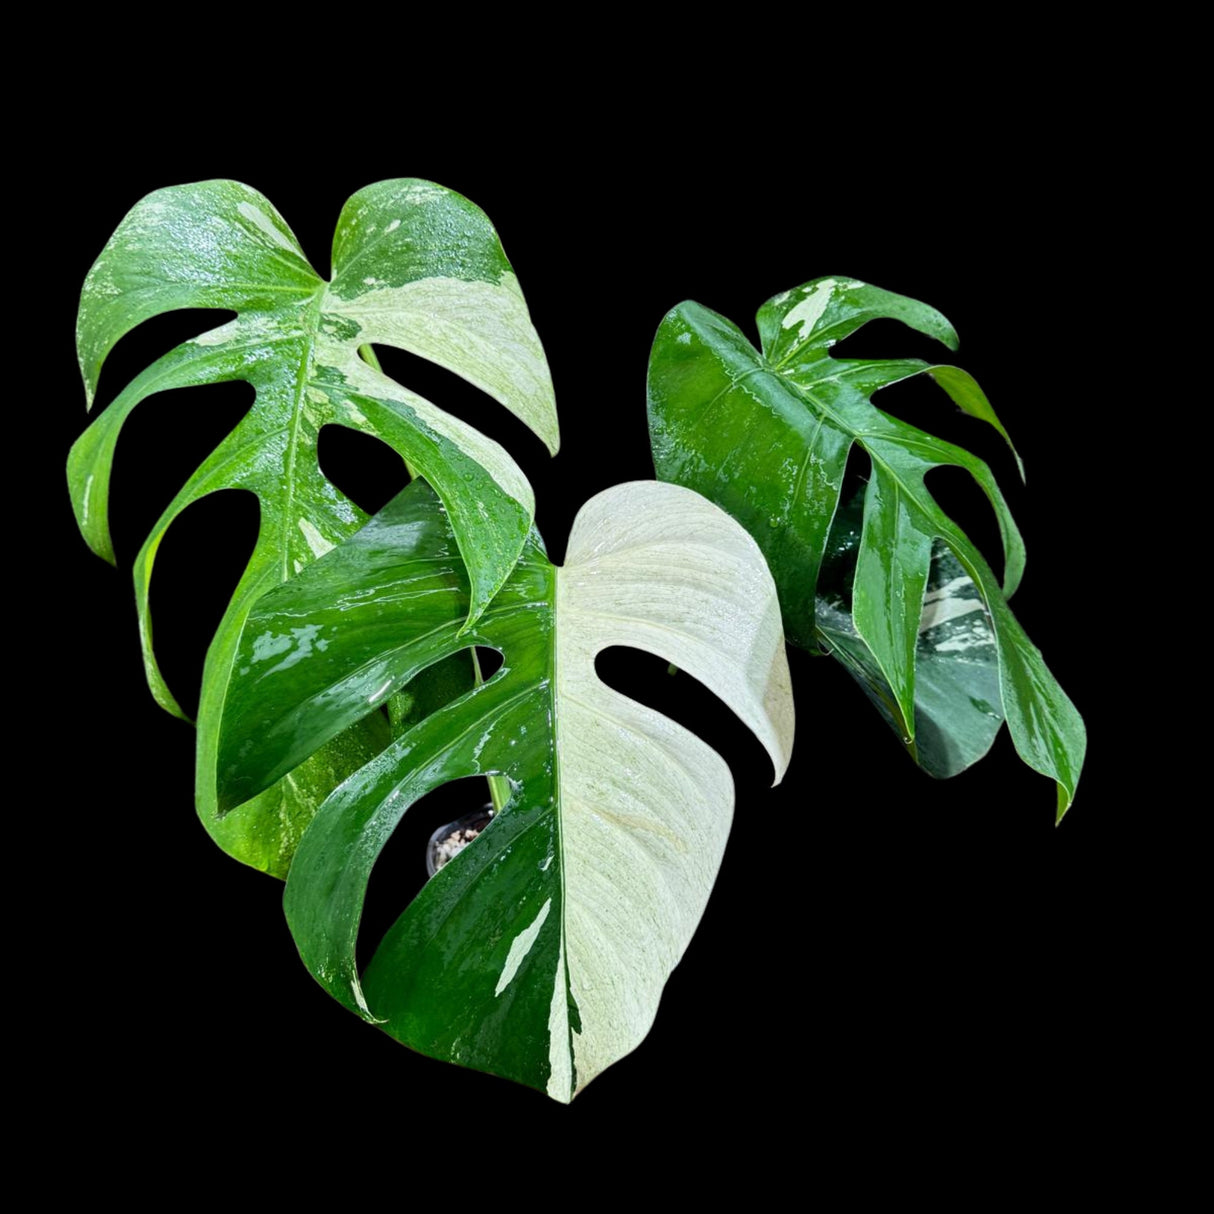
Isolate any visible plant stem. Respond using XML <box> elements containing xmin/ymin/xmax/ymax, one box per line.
<box><xmin>471</xmin><ymin>647</ymin><xmax>511</xmax><ymax>813</ymax></box>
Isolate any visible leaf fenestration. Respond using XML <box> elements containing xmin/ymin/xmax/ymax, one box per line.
<box><xmin>647</xmin><ymin>276</ymin><xmax>1084</xmax><ymax>815</ymax></box>
<box><xmin>219</xmin><ymin>480</ymin><xmax>793</xmax><ymax>1099</ymax></box>
<box><xmin>70</xmin><ymin>180</ymin><xmax>558</xmax><ymax>872</ymax></box>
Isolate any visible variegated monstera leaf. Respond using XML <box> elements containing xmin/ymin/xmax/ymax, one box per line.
<box><xmin>648</xmin><ymin>276</ymin><xmax>1084</xmax><ymax>818</ymax></box>
<box><xmin>816</xmin><ymin>488</ymin><xmax>1005</xmax><ymax>780</ymax></box>
<box><xmin>218</xmin><ymin>479</ymin><xmax>793</xmax><ymax>1100</ymax></box>
<box><xmin>70</xmin><ymin>179</ymin><xmax>557</xmax><ymax>873</ymax></box>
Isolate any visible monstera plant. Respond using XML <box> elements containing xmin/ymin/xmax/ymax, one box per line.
<box><xmin>67</xmin><ymin>179</ymin><xmax>793</xmax><ymax>1101</ymax></box>
<box><xmin>67</xmin><ymin>179</ymin><xmax>1082</xmax><ymax>1102</ymax></box>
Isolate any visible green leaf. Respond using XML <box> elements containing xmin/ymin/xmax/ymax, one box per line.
<box><xmin>648</xmin><ymin>276</ymin><xmax>1084</xmax><ymax>815</ymax></box>
<box><xmin>69</xmin><ymin>180</ymin><xmax>557</xmax><ymax>872</ymax></box>
<box><xmin>219</xmin><ymin>480</ymin><xmax>793</xmax><ymax>1099</ymax></box>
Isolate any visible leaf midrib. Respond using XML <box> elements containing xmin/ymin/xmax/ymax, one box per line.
<box><xmin>762</xmin><ymin>352</ymin><xmax>976</xmax><ymax>702</ymax></box>
<box><xmin>761</xmin><ymin>357</ymin><xmax>938</xmax><ymax>546</ymax></box>
<box><xmin>281</xmin><ymin>289</ymin><xmax>327</xmax><ymax>581</ymax></box>
<box><xmin>551</xmin><ymin>562</ymin><xmax>574</xmax><ymax>1097</ymax></box>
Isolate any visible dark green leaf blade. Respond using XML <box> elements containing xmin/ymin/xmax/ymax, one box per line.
<box><xmin>852</xmin><ymin>462</ymin><xmax>935</xmax><ymax>728</ymax></box>
<box><xmin>216</xmin><ymin>481</ymin><xmax>477</xmax><ymax>811</ymax></box>
<box><xmin>647</xmin><ymin>301</ymin><xmax>851</xmax><ymax>651</ymax></box>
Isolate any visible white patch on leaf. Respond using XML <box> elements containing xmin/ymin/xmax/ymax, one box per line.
<box><xmin>324</xmin><ymin>273</ymin><xmax>558</xmax><ymax>455</ymax></box>
<box><xmin>782</xmin><ymin>279</ymin><xmax>837</xmax><ymax>342</ymax></box>
<box><xmin>251</xmin><ymin>631</ymin><xmax>293</xmax><ymax>662</ymax></box>
<box><xmin>919</xmin><ymin>575</ymin><xmax>986</xmax><ymax>632</ymax></box>
<box><xmin>351</xmin><ymin>976</ymin><xmax>385</xmax><ymax>1023</ymax></box>
<box><xmin>397</xmin><ymin>184</ymin><xmax>446</xmax><ymax>205</ymax></box>
<box><xmin>193</xmin><ymin>319</ymin><xmax>240</xmax><ymax>347</ymax></box>
<box><xmin>548</xmin><ymin>481</ymin><xmax>794</xmax><ymax>1098</ymax></box>
<box><xmin>236</xmin><ymin>201</ymin><xmax>299</xmax><ymax>255</ymax></box>
<box><xmin>297</xmin><ymin>517</ymin><xmax>334</xmax><ymax>558</ymax></box>
<box><xmin>249</xmin><ymin>625</ymin><xmax>325</xmax><ymax>676</ymax></box>
<box><xmin>495</xmin><ymin>898</ymin><xmax>552</xmax><ymax>996</ymax></box>
<box><xmin>546</xmin><ymin>935</ymin><xmax>572</xmax><ymax>1103</ymax></box>
<box><xmin>935</xmin><ymin>621</ymin><xmax>993</xmax><ymax>653</ymax></box>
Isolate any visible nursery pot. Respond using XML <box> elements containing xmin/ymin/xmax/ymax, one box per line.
<box><xmin>426</xmin><ymin>804</ymin><xmax>495</xmax><ymax>877</ymax></box>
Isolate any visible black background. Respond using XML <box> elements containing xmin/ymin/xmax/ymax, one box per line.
<box><xmin>41</xmin><ymin>126</ymin><xmax>1137</xmax><ymax>1148</ymax></box>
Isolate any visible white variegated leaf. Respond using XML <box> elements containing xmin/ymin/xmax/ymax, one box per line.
<box><xmin>219</xmin><ymin>480</ymin><xmax>793</xmax><ymax>1099</ymax></box>
<box><xmin>69</xmin><ymin>179</ymin><xmax>557</xmax><ymax>873</ymax></box>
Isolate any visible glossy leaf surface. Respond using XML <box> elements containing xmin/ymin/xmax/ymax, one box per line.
<box><xmin>219</xmin><ymin>480</ymin><xmax>793</xmax><ymax>1099</ymax></box>
<box><xmin>648</xmin><ymin>277</ymin><xmax>1084</xmax><ymax>816</ymax></box>
<box><xmin>817</xmin><ymin>490</ymin><xmax>1002</xmax><ymax>778</ymax></box>
<box><xmin>70</xmin><ymin>180</ymin><xmax>557</xmax><ymax>872</ymax></box>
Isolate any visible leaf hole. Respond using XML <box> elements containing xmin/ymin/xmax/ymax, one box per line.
<box><xmin>873</xmin><ymin>372</ymin><xmax>978</xmax><ymax>442</ymax></box>
<box><xmin>923</xmin><ymin>464</ymin><xmax>1008</xmax><ymax>585</ymax></box>
<box><xmin>474</xmin><ymin>646</ymin><xmax>503</xmax><ymax>681</ymax></box>
<box><xmin>317</xmin><ymin>424</ymin><xmax>409</xmax><ymax>516</ymax></box>
<box><xmin>593</xmin><ymin>647</ymin><xmax>775</xmax><ymax>798</ymax></box>
<box><xmin>815</xmin><ymin>448</ymin><xmax>872</xmax><ymax>616</ymax></box>
<box><xmin>147</xmin><ymin>489</ymin><xmax>260</xmax><ymax>719</ymax></box>
<box><xmin>106</xmin><ymin>378</ymin><xmax>255</xmax><ymax>565</ymax></box>
<box><xmin>369</xmin><ymin>343</ymin><xmax>553</xmax><ymax>466</ymax></box>
<box><xmin>88</xmin><ymin>309</ymin><xmax>238</xmax><ymax>414</ymax></box>
<box><xmin>831</xmin><ymin>320</ymin><xmax>1016</xmax><ymax>469</ymax></box>
<box><xmin>830</xmin><ymin>317</ymin><xmax>952</xmax><ymax>366</ymax></box>
<box><xmin>356</xmin><ymin>776</ymin><xmax>497</xmax><ymax>976</ymax></box>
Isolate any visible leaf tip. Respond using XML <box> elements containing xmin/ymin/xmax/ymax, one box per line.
<box><xmin>457</xmin><ymin>606</ymin><xmax>484</xmax><ymax>638</ymax></box>
<box><xmin>1054</xmin><ymin>782</ymin><xmax>1074</xmax><ymax>826</ymax></box>
<box><xmin>769</xmin><ymin>751</ymin><xmax>791</xmax><ymax>789</ymax></box>
<box><xmin>144</xmin><ymin>657</ymin><xmax>191</xmax><ymax>724</ymax></box>
<box><xmin>76</xmin><ymin>504</ymin><xmax>117</xmax><ymax>567</ymax></box>
<box><xmin>213</xmin><ymin>784</ymin><xmax>240</xmax><ymax>819</ymax></box>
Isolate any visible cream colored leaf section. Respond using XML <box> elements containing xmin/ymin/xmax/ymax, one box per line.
<box><xmin>495</xmin><ymin>898</ymin><xmax>552</xmax><ymax>997</ymax></box>
<box><xmin>325</xmin><ymin>272</ymin><xmax>559</xmax><ymax>454</ymax></box>
<box><xmin>552</xmin><ymin>481</ymin><xmax>794</xmax><ymax>1098</ymax></box>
